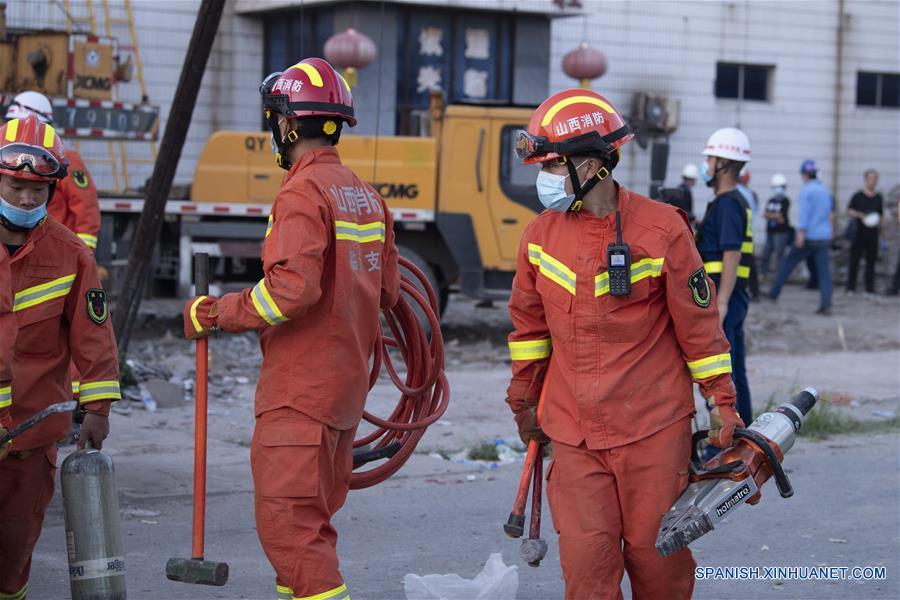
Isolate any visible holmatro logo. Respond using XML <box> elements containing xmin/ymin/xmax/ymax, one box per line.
<box><xmin>715</xmin><ymin>484</ymin><xmax>751</xmax><ymax>517</ymax></box>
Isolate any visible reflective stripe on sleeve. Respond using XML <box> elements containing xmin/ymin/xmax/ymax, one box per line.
<box><xmin>266</xmin><ymin>214</ymin><xmax>274</xmax><ymax>239</ymax></box>
<box><xmin>335</xmin><ymin>220</ymin><xmax>386</xmax><ymax>243</ymax></box>
<box><xmin>703</xmin><ymin>261</ymin><xmax>750</xmax><ymax>279</ymax></box>
<box><xmin>276</xmin><ymin>584</ymin><xmax>293</xmax><ymax>600</ymax></box>
<box><xmin>508</xmin><ymin>338</ymin><xmax>552</xmax><ymax>361</ymax></box>
<box><xmin>251</xmin><ymin>279</ymin><xmax>289</xmax><ymax>326</ymax></box>
<box><xmin>77</xmin><ymin>233</ymin><xmax>98</xmax><ymax>249</ymax></box>
<box><xmin>293</xmin><ymin>583</ymin><xmax>349</xmax><ymax>600</ymax></box>
<box><xmin>687</xmin><ymin>353</ymin><xmax>733</xmax><ymax>379</ymax></box>
<box><xmin>527</xmin><ymin>243</ymin><xmax>576</xmax><ymax>295</ymax></box>
<box><xmin>0</xmin><ymin>583</ymin><xmax>27</xmax><ymax>600</ymax></box>
<box><xmin>72</xmin><ymin>380</ymin><xmax>80</xmax><ymax>396</ymax></box>
<box><xmin>78</xmin><ymin>380</ymin><xmax>122</xmax><ymax>403</ymax></box>
<box><xmin>595</xmin><ymin>257</ymin><xmax>664</xmax><ymax>296</ymax></box>
<box><xmin>0</xmin><ymin>385</ymin><xmax>11</xmax><ymax>409</ymax></box>
<box><xmin>13</xmin><ymin>274</ymin><xmax>77</xmax><ymax>311</ymax></box>
<box><xmin>740</xmin><ymin>241</ymin><xmax>753</xmax><ymax>254</ymax></box>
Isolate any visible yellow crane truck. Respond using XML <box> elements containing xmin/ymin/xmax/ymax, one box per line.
<box><xmin>98</xmin><ymin>101</ymin><xmax>540</xmax><ymax>314</ymax></box>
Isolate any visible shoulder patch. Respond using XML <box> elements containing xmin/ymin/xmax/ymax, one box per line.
<box><xmin>72</xmin><ymin>170</ymin><xmax>89</xmax><ymax>189</ymax></box>
<box><xmin>688</xmin><ymin>267</ymin><xmax>711</xmax><ymax>308</ymax></box>
<box><xmin>86</xmin><ymin>288</ymin><xmax>108</xmax><ymax>324</ymax></box>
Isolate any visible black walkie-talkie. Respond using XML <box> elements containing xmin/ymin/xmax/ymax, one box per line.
<box><xmin>607</xmin><ymin>211</ymin><xmax>631</xmax><ymax>297</ymax></box>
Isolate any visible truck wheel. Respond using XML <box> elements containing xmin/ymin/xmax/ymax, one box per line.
<box><xmin>398</xmin><ymin>245</ymin><xmax>443</xmax><ymax>325</ymax></box>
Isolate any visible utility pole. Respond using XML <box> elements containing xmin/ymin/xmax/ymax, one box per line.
<box><xmin>112</xmin><ymin>0</ymin><xmax>226</xmax><ymax>353</ymax></box>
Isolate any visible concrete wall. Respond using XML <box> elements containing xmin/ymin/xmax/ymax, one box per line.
<box><xmin>550</xmin><ymin>0</ymin><xmax>899</xmax><ymax>229</ymax></box>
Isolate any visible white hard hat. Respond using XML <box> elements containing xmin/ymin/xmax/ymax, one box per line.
<box><xmin>702</xmin><ymin>127</ymin><xmax>751</xmax><ymax>162</ymax></box>
<box><xmin>862</xmin><ymin>212</ymin><xmax>881</xmax><ymax>228</ymax></box>
<box><xmin>771</xmin><ymin>173</ymin><xmax>787</xmax><ymax>187</ymax></box>
<box><xmin>5</xmin><ymin>91</ymin><xmax>54</xmax><ymax>124</ymax></box>
<box><xmin>682</xmin><ymin>163</ymin><xmax>700</xmax><ymax>179</ymax></box>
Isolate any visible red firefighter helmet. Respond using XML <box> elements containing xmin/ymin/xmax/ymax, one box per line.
<box><xmin>0</xmin><ymin>115</ymin><xmax>68</xmax><ymax>182</ymax></box>
<box><xmin>261</xmin><ymin>57</ymin><xmax>356</xmax><ymax>126</ymax></box>
<box><xmin>516</xmin><ymin>89</ymin><xmax>633</xmax><ymax>165</ymax></box>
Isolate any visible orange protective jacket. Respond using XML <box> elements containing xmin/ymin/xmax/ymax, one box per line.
<box><xmin>8</xmin><ymin>219</ymin><xmax>120</xmax><ymax>450</ymax></box>
<box><xmin>0</xmin><ymin>248</ymin><xmax>13</xmax><ymax>429</ymax></box>
<box><xmin>507</xmin><ymin>185</ymin><xmax>737</xmax><ymax>450</ymax></box>
<box><xmin>217</xmin><ymin>146</ymin><xmax>400</xmax><ymax>430</ymax></box>
<box><xmin>48</xmin><ymin>149</ymin><xmax>100</xmax><ymax>251</ymax></box>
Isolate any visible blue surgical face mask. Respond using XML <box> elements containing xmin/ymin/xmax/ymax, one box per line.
<box><xmin>699</xmin><ymin>161</ymin><xmax>713</xmax><ymax>184</ymax></box>
<box><xmin>0</xmin><ymin>197</ymin><xmax>48</xmax><ymax>229</ymax></box>
<box><xmin>772</xmin><ymin>186</ymin><xmax>786</xmax><ymax>196</ymax></box>
<box><xmin>535</xmin><ymin>161</ymin><xmax>589</xmax><ymax>212</ymax></box>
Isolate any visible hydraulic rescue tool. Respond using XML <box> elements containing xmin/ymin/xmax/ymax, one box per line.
<box><xmin>656</xmin><ymin>388</ymin><xmax>818</xmax><ymax>557</ymax></box>
<box><xmin>166</xmin><ymin>253</ymin><xmax>230</xmax><ymax>586</ymax></box>
<box><xmin>62</xmin><ymin>441</ymin><xmax>127</xmax><ymax>600</ymax></box>
<box><xmin>504</xmin><ymin>383</ymin><xmax>549</xmax><ymax>567</ymax></box>
<box><xmin>0</xmin><ymin>401</ymin><xmax>77</xmax><ymax>446</ymax></box>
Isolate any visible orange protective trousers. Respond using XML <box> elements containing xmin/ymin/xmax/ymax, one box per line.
<box><xmin>0</xmin><ymin>445</ymin><xmax>57</xmax><ymax>596</ymax></box>
<box><xmin>251</xmin><ymin>407</ymin><xmax>356</xmax><ymax>598</ymax></box>
<box><xmin>547</xmin><ymin>417</ymin><xmax>696</xmax><ymax>600</ymax></box>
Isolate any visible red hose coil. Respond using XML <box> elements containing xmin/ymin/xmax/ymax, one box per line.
<box><xmin>350</xmin><ymin>255</ymin><xmax>449</xmax><ymax>489</ymax></box>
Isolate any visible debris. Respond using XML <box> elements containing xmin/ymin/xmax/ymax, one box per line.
<box><xmin>144</xmin><ymin>378</ymin><xmax>184</xmax><ymax>408</ymax></box>
<box><xmin>122</xmin><ymin>508</ymin><xmax>162</xmax><ymax>518</ymax></box>
<box><xmin>138</xmin><ymin>384</ymin><xmax>157</xmax><ymax>412</ymax></box>
<box><xmin>404</xmin><ymin>553</ymin><xmax>518</xmax><ymax>600</ymax></box>
<box><xmin>872</xmin><ymin>410</ymin><xmax>897</xmax><ymax>419</ymax></box>
<box><xmin>760</xmin><ymin>544</ymin><xmax>770</xmax><ymax>551</ymax></box>
<box><xmin>235</xmin><ymin>376</ymin><xmax>249</xmax><ymax>385</ymax></box>
<box><xmin>828</xmin><ymin>538</ymin><xmax>848</xmax><ymax>544</ymax></box>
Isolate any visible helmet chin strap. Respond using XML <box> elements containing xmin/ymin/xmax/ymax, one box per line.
<box><xmin>564</xmin><ymin>158</ymin><xmax>612</xmax><ymax>212</ymax></box>
<box><xmin>266</xmin><ymin>111</ymin><xmax>300</xmax><ymax>171</ymax></box>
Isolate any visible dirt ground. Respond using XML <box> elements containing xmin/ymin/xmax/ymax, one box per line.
<box><xmin>27</xmin><ymin>278</ymin><xmax>900</xmax><ymax>599</ymax></box>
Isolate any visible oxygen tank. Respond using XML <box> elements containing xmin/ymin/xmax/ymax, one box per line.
<box><xmin>60</xmin><ymin>443</ymin><xmax>126</xmax><ymax>599</ymax></box>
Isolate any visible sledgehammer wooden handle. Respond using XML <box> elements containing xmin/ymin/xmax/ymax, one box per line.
<box><xmin>504</xmin><ymin>380</ymin><xmax>549</xmax><ymax>538</ymax></box>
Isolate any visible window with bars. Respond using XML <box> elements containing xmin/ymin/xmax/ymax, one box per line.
<box><xmin>715</xmin><ymin>62</ymin><xmax>773</xmax><ymax>102</ymax></box>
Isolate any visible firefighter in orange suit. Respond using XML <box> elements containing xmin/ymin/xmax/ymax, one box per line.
<box><xmin>0</xmin><ymin>247</ymin><xmax>13</xmax><ymax>460</ymax></box>
<box><xmin>0</xmin><ymin>116</ymin><xmax>120</xmax><ymax>598</ymax></box>
<box><xmin>507</xmin><ymin>90</ymin><xmax>744</xmax><ymax>600</ymax></box>
<box><xmin>183</xmin><ymin>58</ymin><xmax>399</xmax><ymax>600</ymax></box>
<box><xmin>0</xmin><ymin>115</ymin><xmax>120</xmax><ymax>599</ymax></box>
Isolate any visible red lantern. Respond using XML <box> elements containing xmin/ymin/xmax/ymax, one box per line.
<box><xmin>562</xmin><ymin>43</ymin><xmax>607</xmax><ymax>89</ymax></box>
<box><xmin>323</xmin><ymin>28</ymin><xmax>377</xmax><ymax>88</ymax></box>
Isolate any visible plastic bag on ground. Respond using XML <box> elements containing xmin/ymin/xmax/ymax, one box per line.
<box><xmin>403</xmin><ymin>552</ymin><xmax>518</xmax><ymax>600</ymax></box>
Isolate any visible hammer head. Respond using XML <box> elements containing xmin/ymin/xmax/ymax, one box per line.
<box><xmin>165</xmin><ymin>557</ymin><xmax>229</xmax><ymax>586</ymax></box>
<box><xmin>520</xmin><ymin>538</ymin><xmax>548</xmax><ymax>567</ymax></box>
<box><xmin>503</xmin><ymin>512</ymin><xmax>526</xmax><ymax>538</ymax></box>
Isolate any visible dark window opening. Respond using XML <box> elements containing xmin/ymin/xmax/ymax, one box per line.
<box><xmin>715</xmin><ymin>62</ymin><xmax>772</xmax><ymax>102</ymax></box>
<box><xmin>857</xmin><ymin>71</ymin><xmax>900</xmax><ymax>108</ymax></box>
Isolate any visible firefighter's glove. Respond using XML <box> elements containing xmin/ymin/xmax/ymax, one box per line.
<box><xmin>707</xmin><ymin>405</ymin><xmax>744</xmax><ymax>449</ymax></box>
<box><xmin>78</xmin><ymin>413</ymin><xmax>109</xmax><ymax>450</ymax></box>
<box><xmin>183</xmin><ymin>295</ymin><xmax>219</xmax><ymax>340</ymax></box>
<box><xmin>514</xmin><ymin>405</ymin><xmax>550</xmax><ymax>446</ymax></box>
<box><xmin>0</xmin><ymin>431</ymin><xmax>10</xmax><ymax>461</ymax></box>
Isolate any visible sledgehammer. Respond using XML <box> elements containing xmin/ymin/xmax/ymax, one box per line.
<box><xmin>520</xmin><ymin>443</ymin><xmax>548</xmax><ymax>567</ymax></box>
<box><xmin>504</xmin><ymin>379</ymin><xmax>549</xmax><ymax>538</ymax></box>
<box><xmin>165</xmin><ymin>253</ymin><xmax>229</xmax><ymax>586</ymax></box>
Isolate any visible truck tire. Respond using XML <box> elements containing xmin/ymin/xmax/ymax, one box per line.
<box><xmin>398</xmin><ymin>245</ymin><xmax>443</xmax><ymax>326</ymax></box>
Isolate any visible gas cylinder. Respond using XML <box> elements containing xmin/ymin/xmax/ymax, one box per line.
<box><xmin>60</xmin><ymin>443</ymin><xmax>127</xmax><ymax>599</ymax></box>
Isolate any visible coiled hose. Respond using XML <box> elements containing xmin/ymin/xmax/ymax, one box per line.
<box><xmin>350</xmin><ymin>255</ymin><xmax>450</xmax><ymax>489</ymax></box>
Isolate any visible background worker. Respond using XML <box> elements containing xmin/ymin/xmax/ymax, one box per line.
<box><xmin>675</xmin><ymin>163</ymin><xmax>699</xmax><ymax>222</ymax></box>
<box><xmin>6</xmin><ymin>90</ymin><xmax>103</xmax><ymax>444</ymax></box>
<box><xmin>736</xmin><ymin>167</ymin><xmax>760</xmax><ymax>300</ymax></box>
<box><xmin>695</xmin><ymin>127</ymin><xmax>754</xmax><ymax>427</ymax></box>
<box><xmin>183</xmin><ymin>58</ymin><xmax>399</xmax><ymax>600</ymax></box>
<box><xmin>762</xmin><ymin>173</ymin><xmax>792</xmax><ymax>279</ymax></box>
<box><xmin>768</xmin><ymin>160</ymin><xmax>834</xmax><ymax>315</ymax></box>
<box><xmin>845</xmin><ymin>168</ymin><xmax>883</xmax><ymax>295</ymax></box>
<box><xmin>507</xmin><ymin>89</ymin><xmax>741</xmax><ymax>600</ymax></box>
<box><xmin>0</xmin><ymin>115</ymin><xmax>120</xmax><ymax>600</ymax></box>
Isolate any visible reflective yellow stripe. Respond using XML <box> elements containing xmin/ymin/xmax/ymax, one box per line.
<box><xmin>687</xmin><ymin>353</ymin><xmax>733</xmax><ymax>379</ymax></box>
<box><xmin>189</xmin><ymin>295</ymin><xmax>207</xmax><ymax>333</ymax></box>
<box><xmin>72</xmin><ymin>380</ymin><xmax>80</xmax><ymax>395</ymax></box>
<box><xmin>277</xmin><ymin>584</ymin><xmax>293</xmax><ymax>599</ymax></box>
<box><xmin>266</xmin><ymin>214</ymin><xmax>274</xmax><ymax>238</ymax></box>
<box><xmin>740</xmin><ymin>241</ymin><xmax>753</xmax><ymax>254</ymax></box>
<box><xmin>0</xmin><ymin>583</ymin><xmax>27</xmax><ymax>600</ymax></box>
<box><xmin>78</xmin><ymin>233</ymin><xmax>98</xmax><ymax>249</ymax></box>
<box><xmin>509</xmin><ymin>338</ymin><xmax>552</xmax><ymax>361</ymax></box>
<box><xmin>293</xmin><ymin>62</ymin><xmax>324</xmax><ymax>87</ymax></box>
<box><xmin>79</xmin><ymin>380</ymin><xmax>122</xmax><ymax>402</ymax></box>
<box><xmin>334</xmin><ymin>220</ymin><xmax>386</xmax><ymax>243</ymax></box>
<box><xmin>736</xmin><ymin>265</ymin><xmax>750</xmax><ymax>278</ymax></box>
<box><xmin>595</xmin><ymin>257</ymin><xmax>665</xmax><ymax>296</ymax></box>
<box><xmin>5</xmin><ymin>119</ymin><xmax>18</xmax><ymax>142</ymax></box>
<box><xmin>745</xmin><ymin>209</ymin><xmax>753</xmax><ymax>237</ymax></box>
<box><xmin>43</xmin><ymin>123</ymin><xmax>56</xmax><ymax>148</ymax></box>
<box><xmin>251</xmin><ymin>279</ymin><xmax>288</xmax><ymax>326</ymax></box>
<box><xmin>293</xmin><ymin>583</ymin><xmax>347</xmax><ymax>600</ymax></box>
<box><xmin>13</xmin><ymin>274</ymin><xmax>76</xmax><ymax>311</ymax></box>
<box><xmin>541</xmin><ymin>95</ymin><xmax>615</xmax><ymax>127</ymax></box>
<box><xmin>527</xmin><ymin>243</ymin><xmax>576</xmax><ymax>295</ymax></box>
<box><xmin>704</xmin><ymin>261</ymin><xmax>749</xmax><ymax>279</ymax></box>
<box><xmin>0</xmin><ymin>385</ymin><xmax>11</xmax><ymax>409</ymax></box>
